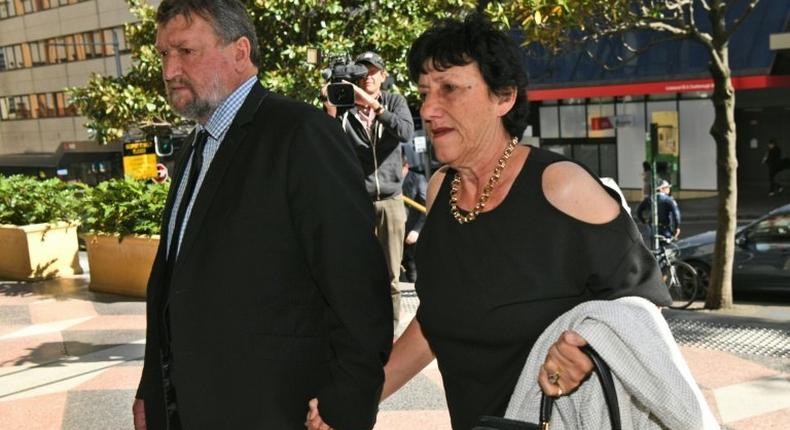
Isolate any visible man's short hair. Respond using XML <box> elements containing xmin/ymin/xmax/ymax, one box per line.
<box><xmin>156</xmin><ymin>0</ymin><xmax>260</xmax><ymax>67</ymax></box>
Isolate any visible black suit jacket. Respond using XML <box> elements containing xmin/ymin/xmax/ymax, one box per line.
<box><xmin>137</xmin><ymin>83</ymin><xmax>393</xmax><ymax>429</ymax></box>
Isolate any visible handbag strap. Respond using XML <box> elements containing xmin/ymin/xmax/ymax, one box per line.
<box><xmin>538</xmin><ymin>345</ymin><xmax>621</xmax><ymax>430</ymax></box>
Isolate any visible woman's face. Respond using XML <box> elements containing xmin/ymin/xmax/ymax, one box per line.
<box><xmin>417</xmin><ymin>60</ymin><xmax>514</xmax><ymax>167</ymax></box>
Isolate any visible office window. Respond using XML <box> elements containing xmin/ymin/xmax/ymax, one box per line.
<box><xmin>83</xmin><ymin>31</ymin><xmax>96</xmax><ymax>58</ymax></box>
<box><xmin>29</xmin><ymin>41</ymin><xmax>45</xmax><ymax>65</ymax></box>
<box><xmin>103</xmin><ymin>29</ymin><xmax>116</xmax><ymax>56</ymax></box>
<box><xmin>73</xmin><ymin>33</ymin><xmax>86</xmax><ymax>60</ymax></box>
<box><xmin>64</xmin><ymin>35</ymin><xmax>76</xmax><ymax>61</ymax></box>
<box><xmin>55</xmin><ymin>37</ymin><xmax>66</xmax><ymax>63</ymax></box>
<box><xmin>45</xmin><ymin>38</ymin><xmax>57</xmax><ymax>63</ymax></box>
<box><xmin>0</xmin><ymin>0</ymin><xmax>18</xmax><ymax>18</ymax></box>
<box><xmin>20</xmin><ymin>43</ymin><xmax>32</xmax><ymax>67</ymax></box>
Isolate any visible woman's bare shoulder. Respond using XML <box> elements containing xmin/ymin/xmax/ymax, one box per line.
<box><xmin>542</xmin><ymin>161</ymin><xmax>620</xmax><ymax>224</ymax></box>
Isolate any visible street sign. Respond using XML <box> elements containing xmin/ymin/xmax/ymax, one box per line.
<box><xmin>153</xmin><ymin>163</ymin><xmax>169</xmax><ymax>183</ymax></box>
<box><xmin>123</xmin><ymin>140</ymin><xmax>157</xmax><ymax>179</ymax></box>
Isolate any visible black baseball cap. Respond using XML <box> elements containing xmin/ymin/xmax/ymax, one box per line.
<box><xmin>355</xmin><ymin>51</ymin><xmax>386</xmax><ymax>71</ymax></box>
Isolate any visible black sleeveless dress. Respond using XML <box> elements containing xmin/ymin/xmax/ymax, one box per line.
<box><xmin>414</xmin><ymin>146</ymin><xmax>671</xmax><ymax>429</ymax></box>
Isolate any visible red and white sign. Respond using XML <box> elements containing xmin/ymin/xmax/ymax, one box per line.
<box><xmin>153</xmin><ymin>163</ymin><xmax>169</xmax><ymax>184</ymax></box>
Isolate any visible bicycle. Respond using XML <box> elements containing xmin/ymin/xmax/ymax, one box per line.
<box><xmin>652</xmin><ymin>235</ymin><xmax>700</xmax><ymax>309</ymax></box>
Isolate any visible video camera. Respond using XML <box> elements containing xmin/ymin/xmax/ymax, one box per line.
<box><xmin>321</xmin><ymin>55</ymin><xmax>369</xmax><ymax>107</ymax></box>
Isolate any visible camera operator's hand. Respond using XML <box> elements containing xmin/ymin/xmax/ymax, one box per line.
<box><xmin>341</xmin><ymin>80</ymin><xmax>384</xmax><ymax>113</ymax></box>
<box><xmin>320</xmin><ymin>83</ymin><xmax>337</xmax><ymax>117</ymax></box>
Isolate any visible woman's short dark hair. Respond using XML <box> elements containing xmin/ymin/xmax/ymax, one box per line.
<box><xmin>157</xmin><ymin>0</ymin><xmax>260</xmax><ymax>67</ymax></box>
<box><xmin>407</xmin><ymin>13</ymin><xmax>529</xmax><ymax>138</ymax></box>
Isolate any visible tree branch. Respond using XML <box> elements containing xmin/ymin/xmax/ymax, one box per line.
<box><xmin>724</xmin><ymin>0</ymin><xmax>762</xmax><ymax>40</ymax></box>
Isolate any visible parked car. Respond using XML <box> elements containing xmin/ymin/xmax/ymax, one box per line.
<box><xmin>676</xmin><ymin>203</ymin><xmax>790</xmax><ymax>295</ymax></box>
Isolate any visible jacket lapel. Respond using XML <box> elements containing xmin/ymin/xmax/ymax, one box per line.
<box><xmin>173</xmin><ymin>82</ymin><xmax>269</xmax><ymax>271</ymax></box>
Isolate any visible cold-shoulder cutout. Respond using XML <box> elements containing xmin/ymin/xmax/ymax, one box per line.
<box><xmin>542</xmin><ymin>161</ymin><xmax>620</xmax><ymax>224</ymax></box>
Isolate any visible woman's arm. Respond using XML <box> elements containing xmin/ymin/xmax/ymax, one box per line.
<box><xmin>381</xmin><ymin>318</ymin><xmax>436</xmax><ymax>401</ymax></box>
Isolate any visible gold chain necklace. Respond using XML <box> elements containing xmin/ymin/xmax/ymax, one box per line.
<box><xmin>450</xmin><ymin>137</ymin><xmax>518</xmax><ymax>224</ymax></box>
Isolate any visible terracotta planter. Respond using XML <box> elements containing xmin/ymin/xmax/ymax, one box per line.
<box><xmin>0</xmin><ymin>222</ymin><xmax>82</xmax><ymax>281</ymax></box>
<box><xmin>84</xmin><ymin>234</ymin><xmax>159</xmax><ymax>298</ymax></box>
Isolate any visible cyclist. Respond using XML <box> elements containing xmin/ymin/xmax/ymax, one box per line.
<box><xmin>636</xmin><ymin>179</ymin><xmax>681</xmax><ymax>240</ymax></box>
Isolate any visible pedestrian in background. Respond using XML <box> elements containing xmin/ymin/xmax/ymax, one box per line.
<box><xmin>319</xmin><ymin>14</ymin><xmax>672</xmax><ymax>430</ymax></box>
<box><xmin>135</xmin><ymin>1</ymin><xmax>392</xmax><ymax>429</ymax></box>
<box><xmin>321</xmin><ymin>50</ymin><xmax>415</xmax><ymax>330</ymax></box>
<box><xmin>400</xmin><ymin>157</ymin><xmax>427</xmax><ymax>283</ymax></box>
<box><xmin>636</xmin><ymin>179</ymin><xmax>682</xmax><ymax>240</ymax></box>
<box><xmin>762</xmin><ymin>138</ymin><xmax>786</xmax><ymax>196</ymax></box>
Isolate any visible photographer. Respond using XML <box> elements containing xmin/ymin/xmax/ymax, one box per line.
<box><xmin>322</xmin><ymin>51</ymin><xmax>414</xmax><ymax>331</ymax></box>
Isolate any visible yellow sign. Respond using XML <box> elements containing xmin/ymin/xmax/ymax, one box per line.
<box><xmin>651</xmin><ymin>111</ymin><xmax>679</xmax><ymax>156</ymax></box>
<box><xmin>123</xmin><ymin>153</ymin><xmax>158</xmax><ymax>179</ymax></box>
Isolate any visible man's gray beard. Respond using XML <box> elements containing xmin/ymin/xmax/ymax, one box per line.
<box><xmin>173</xmin><ymin>98</ymin><xmax>216</xmax><ymax>121</ymax></box>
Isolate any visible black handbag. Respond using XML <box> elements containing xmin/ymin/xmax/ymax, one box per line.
<box><xmin>473</xmin><ymin>345</ymin><xmax>621</xmax><ymax>430</ymax></box>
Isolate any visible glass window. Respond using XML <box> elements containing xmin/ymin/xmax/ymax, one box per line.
<box><xmin>28</xmin><ymin>93</ymin><xmax>39</xmax><ymax>118</ymax></box>
<box><xmin>34</xmin><ymin>0</ymin><xmax>51</xmax><ymax>10</ymax></box>
<box><xmin>64</xmin><ymin>35</ymin><xmax>76</xmax><ymax>61</ymax></box>
<box><xmin>0</xmin><ymin>48</ymin><xmax>6</xmax><ymax>71</ymax></box>
<box><xmin>73</xmin><ymin>33</ymin><xmax>86</xmax><ymax>60</ymax></box>
<box><xmin>55</xmin><ymin>37</ymin><xmax>66</xmax><ymax>63</ymax></box>
<box><xmin>21</xmin><ymin>0</ymin><xmax>33</xmax><ymax>13</ymax></box>
<box><xmin>0</xmin><ymin>0</ymin><xmax>16</xmax><ymax>18</ymax></box>
<box><xmin>20</xmin><ymin>43</ymin><xmax>32</xmax><ymax>67</ymax></box>
<box><xmin>93</xmin><ymin>30</ymin><xmax>105</xmax><ymax>56</ymax></box>
<box><xmin>45</xmin><ymin>38</ymin><xmax>57</xmax><ymax>63</ymax></box>
<box><xmin>12</xmin><ymin>45</ymin><xmax>22</xmax><ymax>68</ymax></box>
<box><xmin>560</xmin><ymin>105</ymin><xmax>587</xmax><ymax>138</ymax></box>
<box><xmin>63</xmin><ymin>92</ymin><xmax>77</xmax><ymax>116</ymax></box>
<box><xmin>748</xmin><ymin>214</ymin><xmax>790</xmax><ymax>243</ymax></box>
<box><xmin>103</xmin><ymin>29</ymin><xmax>117</xmax><ymax>56</ymax></box>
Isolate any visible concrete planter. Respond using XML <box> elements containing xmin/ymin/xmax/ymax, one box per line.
<box><xmin>84</xmin><ymin>234</ymin><xmax>159</xmax><ymax>298</ymax></box>
<box><xmin>0</xmin><ymin>222</ymin><xmax>82</xmax><ymax>281</ymax></box>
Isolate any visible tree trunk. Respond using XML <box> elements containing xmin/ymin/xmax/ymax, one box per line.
<box><xmin>705</xmin><ymin>43</ymin><xmax>736</xmax><ymax>310</ymax></box>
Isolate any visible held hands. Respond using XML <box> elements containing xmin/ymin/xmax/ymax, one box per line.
<box><xmin>132</xmin><ymin>398</ymin><xmax>146</xmax><ymax>430</ymax></box>
<box><xmin>538</xmin><ymin>331</ymin><xmax>593</xmax><ymax>398</ymax></box>
<box><xmin>305</xmin><ymin>398</ymin><xmax>335</xmax><ymax>430</ymax></box>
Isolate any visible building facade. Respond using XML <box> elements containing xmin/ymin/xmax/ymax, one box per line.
<box><xmin>524</xmin><ymin>0</ymin><xmax>790</xmax><ymax>198</ymax></box>
<box><xmin>0</xmin><ymin>0</ymin><xmax>154</xmax><ymax>155</ymax></box>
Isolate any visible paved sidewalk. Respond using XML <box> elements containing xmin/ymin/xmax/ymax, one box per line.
<box><xmin>1</xmin><ymin>260</ymin><xmax>788</xmax><ymax>429</ymax></box>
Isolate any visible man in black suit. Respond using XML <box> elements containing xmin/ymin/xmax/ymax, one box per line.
<box><xmin>133</xmin><ymin>1</ymin><xmax>392</xmax><ymax>429</ymax></box>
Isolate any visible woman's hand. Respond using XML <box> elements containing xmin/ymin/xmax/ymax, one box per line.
<box><xmin>538</xmin><ymin>331</ymin><xmax>594</xmax><ymax>397</ymax></box>
<box><xmin>305</xmin><ymin>398</ymin><xmax>334</xmax><ymax>430</ymax></box>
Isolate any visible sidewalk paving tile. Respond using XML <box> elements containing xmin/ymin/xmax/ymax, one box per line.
<box><xmin>28</xmin><ymin>300</ymin><xmax>97</xmax><ymax>324</ymax></box>
<box><xmin>0</xmin><ymin>392</ymin><xmax>66</xmax><ymax>430</ymax></box>
<box><xmin>713</xmin><ymin>375</ymin><xmax>790</xmax><ymax>424</ymax></box>
<box><xmin>727</xmin><ymin>407</ymin><xmax>790</xmax><ymax>430</ymax></box>
<box><xmin>680</xmin><ymin>346</ymin><xmax>780</xmax><ymax>388</ymax></box>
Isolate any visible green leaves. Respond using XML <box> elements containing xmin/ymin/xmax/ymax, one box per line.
<box><xmin>80</xmin><ymin>178</ymin><xmax>169</xmax><ymax>237</ymax></box>
<box><xmin>0</xmin><ymin>175</ymin><xmax>169</xmax><ymax>237</ymax></box>
<box><xmin>0</xmin><ymin>175</ymin><xmax>85</xmax><ymax>226</ymax></box>
<box><xmin>70</xmin><ymin>0</ymin><xmax>500</xmax><ymax>131</ymax></box>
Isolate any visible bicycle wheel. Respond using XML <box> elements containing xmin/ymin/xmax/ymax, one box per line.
<box><xmin>666</xmin><ymin>260</ymin><xmax>699</xmax><ymax>309</ymax></box>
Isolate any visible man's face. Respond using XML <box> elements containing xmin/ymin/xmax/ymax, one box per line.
<box><xmin>155</xmin><ymin>14</ymin><xmax>237</xmax><ymax>123</ymax></box>
<box><xmin>357</xmin><ymin>63</ymin><xmax>386</xmax><ymax>96</ymax></box>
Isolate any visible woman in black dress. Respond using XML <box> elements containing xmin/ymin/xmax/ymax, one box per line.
<box><xmin>308</xmin><ymin>13</ymin><xmax>671</xmax><ymax>430</ymax></box>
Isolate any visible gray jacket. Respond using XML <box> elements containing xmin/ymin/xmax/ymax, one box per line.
<box><xmin>506</xmin><ymin>297</ymin><xmax>719</xmax><ymax>430</ymax></box>
<box><xmin>338</xmin><ymin>91</ymin><xmax>414</xmax><ymax>200</ymax></box>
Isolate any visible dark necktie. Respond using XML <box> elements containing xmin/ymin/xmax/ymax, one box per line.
<box><xmin>168</xmin><ymin>129</ymin><xmax>209</xmax><ymax>264</ymax></box>
<box><xmin>159</xmin><ymin>129</ymin><xmax>208</xmax><ymax>429</ymax></box>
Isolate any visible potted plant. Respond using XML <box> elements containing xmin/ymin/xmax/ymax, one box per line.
<box><xmin>0</xmin><ymin>175</ymin><xmax>84</xmax><ymax>280</ymax></box>
<box><xmin>80</xmin><ymin>177</ymin><xmax>169</xmax><ymax>297</ymax></box>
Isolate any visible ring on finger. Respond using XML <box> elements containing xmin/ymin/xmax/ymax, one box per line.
<box><xmin>557</xmin><ymin>387</ymin><xmax>564</xmax><ymax>397</ymax></box>
<box><xmin>548</xmin><ymin>368</ymin><xmax>563</xmax><ymax>385</ymax></box>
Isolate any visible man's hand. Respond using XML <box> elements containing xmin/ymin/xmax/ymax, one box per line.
<box><xmin>537</xmin><ymin>331</ymin><xmax>593</xmax><ymax>398</ymax></box>
<box><xmin>320</xmin><ymin>84</ymin><xmax>337</xmax><ymax>117</ymax></box>
<box><xmin>133</xmin><ymin>398</ymin><xmax>146</xmax><ymax>430</ymax></box>
<box><xmin>405</xmin><ymin>230</ymin><xmax>419</xmax><ymax>245</ymax></box>
<box><xmin>305</xmin><ymin>398</ymin><xmax>335</xmax><ymax>430</ymax></box>
<box><xmin>341</xmin><ymin>80</ymin><xmax>380</xmax><ymax>111</ymax></box>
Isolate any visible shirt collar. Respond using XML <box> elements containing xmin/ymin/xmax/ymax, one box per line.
<box><xmin>199</xmin><ymin>76</ymin><xmax>258</xmax><ymax>140</ymax></box>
